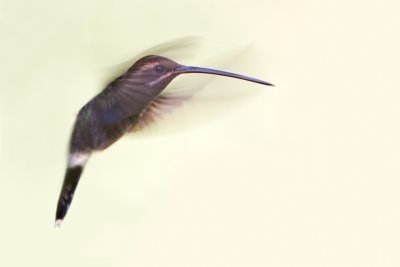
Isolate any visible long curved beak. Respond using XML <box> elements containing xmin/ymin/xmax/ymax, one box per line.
<box><xmin>175</xmin><ymin>66</ymin><xmax>274</xmax><ymax>86</ymax></box>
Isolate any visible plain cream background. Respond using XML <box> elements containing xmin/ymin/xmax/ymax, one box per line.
<box><xmin>1</xmin><ymin>0</ymin><xmax>400</xmax><ymax>266</ymax></box>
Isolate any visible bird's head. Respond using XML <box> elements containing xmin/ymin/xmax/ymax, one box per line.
<box><xmin>126</xmin><ymin>55</ymin><xmax>274</xmax><ymax>94</ymax></box>
<box><xmin>126</xmin><ymin>55</ymin><xmax>181</xmax><ymax>92</ymax></box>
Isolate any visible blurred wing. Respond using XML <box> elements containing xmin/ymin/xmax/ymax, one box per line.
<box><xmin>131</xmin><ymin>92</ymin><xmax>192</xmax><ymax>132</ymax></box>
<box><xmin>130</xmin><ymin>61</ymin><xmax>221</xmax><ymax>132</ymax></box>
<box><xmin>125</xmin><ymin>44</ymin><xmax>256</xmax><ymax>133</ymax></box>
<box><xmin>133</xmin><ymin>36</ymin><xmax>202</xmax><ymax>61</ymax></box>
<box><xmin>101</xmin><ymin>37</ymin><xmax>202</xmax><ymax>87</ymax></box>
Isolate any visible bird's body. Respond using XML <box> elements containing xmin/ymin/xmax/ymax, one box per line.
<box><xmin>55</xmin><ymin>55</ymin><xmax>273</xmax><ymax>226</ymax></box>
<box><xmin>71</xmin><ymin>56</ymin><xmax>178</xmax><ymax>153</ymax></box>
<box><xmin>71</xmin><ymin>82</ymin><xmax>141</xmax><ymax>153</ymax></box>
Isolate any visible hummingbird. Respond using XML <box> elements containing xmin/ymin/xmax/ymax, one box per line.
<box><xmin>55</xmin><ymin>55</ymin><xmax>274</xmax><ymax>226</ymax></box>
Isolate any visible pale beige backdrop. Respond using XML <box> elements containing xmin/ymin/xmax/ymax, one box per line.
<box><xmin>1</xmin><ymin>0</ymin><xmax>400</xmax><ymax>266</ymax></box>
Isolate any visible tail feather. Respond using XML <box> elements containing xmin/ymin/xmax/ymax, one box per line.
<box><xmin>55</xmin><ymin>166</ymin><xmax>84</xmax><ymax>225</ymax></box>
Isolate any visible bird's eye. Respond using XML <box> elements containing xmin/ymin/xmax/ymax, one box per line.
<box><xmin>155</xmin><ymin>65</ymin><xmax>165</xmax><ymax>73</ymax></box>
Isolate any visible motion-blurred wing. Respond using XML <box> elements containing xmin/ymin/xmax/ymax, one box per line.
<box><xmin>102</xmin><ymin>37</ymin><xmax>202</xmax><ymax>87</ymax></box>
<box><xmin>131</xmin><ymin>92</ymin><xmax>192</xmax><ymax>132</ymax></box>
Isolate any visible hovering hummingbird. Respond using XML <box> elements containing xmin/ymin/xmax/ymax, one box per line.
<box><xmin>55</xmin><ymin>55</ymin><xmax>274</xmax><ymax>226</ymax></box>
